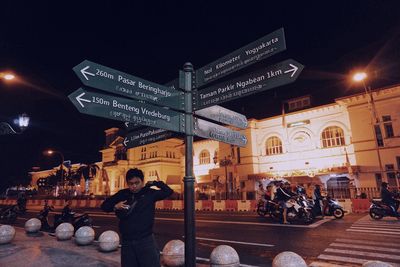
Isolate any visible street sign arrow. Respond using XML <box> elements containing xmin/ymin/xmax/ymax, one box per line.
<box><xmin>68</xmin><ymin>88</ymin><xmax>185</xmax><ymax>133</ymax></box>
<box><xmin>123</xmin><ymin>127</ymin><xmax>178</xmax><ymax>149</ymax></box>
<box><xmin>194</xmin><ymin>105</ymin><xmax>247</xmax><ymax>129</ymax></box>
<box><xmin>73</xmin><ymin>60</ymin><xmax>185</xmax><ymax>110</ymax></box>
<box><xmin>194</xmin><ymin>118</ymin><xmax>247</xmax><ymax>147</ymax></box>
<box><xmin>194</xmin><ymin>59</ymin><xmax>304</xmax><ymax>110</ymax></box>
<box><xmin>196</xmin><ymin>28</ymin><xmax>286</xmax><ymax>88</ymax></box>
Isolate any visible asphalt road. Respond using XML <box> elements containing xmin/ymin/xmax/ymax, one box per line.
<box><xmin>3</xmin><ymin>206</ymin><xmax>374</xmax><ymax>267</ymax></box>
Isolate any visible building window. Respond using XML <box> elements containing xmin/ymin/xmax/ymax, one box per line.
<box><xmin>266</xmin><ymin>136</ymin><xmax>283</xmax><ymax>155</ymax></box>
<box><xmin>375</xmin><ymin>173</ymin><xmax>382</xmax><ymax>188</ymax></box>
<box><xmin>140</xmin><ymin>147</ymin><xmax>147</xmax><ymax>160</ymax></box>
<box><xmin>199</xmin><ymin>150</ymin><xmax>210</xmax><ymax>165</ymax></box>
<box><xmin>396</xmin><ymin>156</ymin><xmax>400</xmax><ymax>171</ymax></box>
<box><xmin>374</xmin><ymin>125</ymin><xmax>384</xmax><ymax>147</ymax></box>
<box><xmin>321</xmin><ymin>126</ymin><xmax>345</xmax><ymax>148</ymax></box>
<box><xmin>382</xmin><ymin>115</ymin><xmax>394</xmax><ymax>138</ymax></box>
<box><xmin>287</xmin><ymin>95</ymin><xmax>311</xmax><ymax>112</ymax></box>
<box><xmin>115</xmin><ymin>147</ymin><xmax>127</xmax><ymax>160</ymax></box>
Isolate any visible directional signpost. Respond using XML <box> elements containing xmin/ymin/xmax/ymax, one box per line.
<box><xmin>196</xmin><ymin>28</ymin><xmax>286</xmax><ymax>87</ymax></box>
<box><xmin>194</xmin><ymin>118</ymin><xmax>247</xmax><ymax>147</ymax></box>
<box><xmin>69</xmin><ymin>27</ymin><xmax>304</xmax><ymax>267</ymax></box>
<box><xmin>123</xmin><ymin>127</ymin><xmax>177</xmax><ymax>149</ymax></box>
<box><xmin>194</xmin><ymin>105</ymin><xmax>247</xmax><ymax>129</ymax></box>
<box><xmin>73</xmin><ymin>60</ymin><xmax>185</xmax><ymax>110</ymax></box>
<box><xmin>68</xmin><ymin>88</ymin><xmax>185</xmax><ymax>133</ymax></box>
<box><xmin>194</xmin><ymin>59</ymin><xmax>303</xmax><ymax>110</ymax></box>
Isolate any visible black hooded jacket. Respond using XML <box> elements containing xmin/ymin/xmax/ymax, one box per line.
<box><xmin>101</xmin><ymin>181</ymin><xmax>173</xmax><ymax>241</ymax></box>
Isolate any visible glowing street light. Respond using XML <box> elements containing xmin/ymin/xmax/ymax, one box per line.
<box><xmin>44</xmin><ymin>150</ymin><xmax>65</xmax><ymax>189</ymax></box>
<box><xmin>0</xmin><ymin>114</ymin><xmax>30</xmax><ymax>135</ymax></box>
<box><xmin>352</xmin><ymin>72</ymin><xmax>367</xmax><ymax>82</ymax></box>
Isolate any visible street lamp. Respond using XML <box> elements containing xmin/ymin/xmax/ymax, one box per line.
<box><xmin>44</xmin><ymin>150</ymin><xmax>65</xmax><ymax>189</ymax></box>
<box><xmin>352</xmin><ymin>71</ymin><xmax>384</xmax><ymax>181</ymax></box>
<box><xmin>219</xmin><ymin>156</ymin><xmax>233</xmax><ymax>200</ymax></box>
<box><xmin>0</xmin><ymin>72</ymin><xmax>16</xmax><ymax>81</ymax></box>
<box><xmin>0</xmin><ymin>114</ymin><xmax>30</xmax><ymax>135</ymax></box>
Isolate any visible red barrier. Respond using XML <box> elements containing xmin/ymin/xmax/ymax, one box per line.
<box><xmin>225</xmin><ymin>200</ymin><xmax>238</xmax><ymax>211</ymax></box>
<box><xmin>351</xmin><ymin>199</ymin><xmax>371</xmax><ymax>213</ymax></box>
<box><xmin>201</xmin><ymin>200</ymin><xmax>213</xmax><ymax>211</ymax></box>
<box><xmin>163</xmin><ymin>200</ymin><xmax>173</xmax><ymax>210</ymax></box>
<box><xmin>250</xmin><ymin>200</ymin><xmax>258</xmax><ymax>211</ymax></box>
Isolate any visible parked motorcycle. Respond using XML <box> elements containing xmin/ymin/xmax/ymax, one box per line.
<box><xmin>268</xmin><ymin>196</ymin><xmax>314</xmax><ymax>224</ymax></box>
<box><xmin>38</xmin><ymin>204</ymin><xmax>93</xmax><ymax>232</ymax></box>
<box><xmin>256</xmin><ymin>199</ymin><xmax>280</xmax><ymax>220</ymax></box>
<box><xmin>0</xmin><ymin>205</ymin><xmax>18</xmax><ymax>224</ymax></box>
<box><xmin>369</xmin><ymin>199</ymin><xmax>400</xmax><ymax>220</ymax></box>
<box><xmin>324</xmin><ymin>197</ymin><xmax>345</xmax><ymax>219</ymax></box>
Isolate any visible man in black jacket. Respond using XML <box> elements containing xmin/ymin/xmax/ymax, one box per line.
<box><xmin>101</xmin><ymin>168</ymin><xmax>173</xmax><ymax>267</ymax></box>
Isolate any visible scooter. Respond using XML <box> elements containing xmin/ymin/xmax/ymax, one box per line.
<box><xmin>369</xmin><ymin>199</ymin><xmax>400</xmax><ymax>220</ymax></box>
<box><xmin>323</xmin><ymin>197</ymin><xmax>345</xmax><ymax>219</ymax></box>
<box><xmin>256</xmin><ymin>199</ymin><xmax>280</xmax><ymax>219</ymax></box>
<box><xmin>0</xmin><ymin>205</ymin><xmax>18</xmax><ymax>224</ymax></box>
<box><xmin>38</xmin><ymin>205</ymin><xmax>93</xmax><ymax>232</ymax></box>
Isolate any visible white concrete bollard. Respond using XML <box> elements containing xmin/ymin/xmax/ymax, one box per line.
<box><xmin>362</xmin><ymin>261</ymin><xmax>393</xmax><ymax>267</ymax></box>
<box><xmin>98</xmin><ymin>230</ymin><xmax>120</xmax><ymax>252</ymax></box>
<box><xmin>210</xmin><ymin>245</ymin><xmax>240</xmax><ymax>267</ymax></box>
<box><xmin>0</xmin><ymin>225</ymin><xmax>16</xmax><ymax>244</ymax></box>
<box><xmin>75</xmin><ymin>226</ymin><xmax>95</xmax><ymax>245</ymax></box>
<box><xmin>55</xmin><ymin>223</ymin><xmax>74</xmax><ymax>241</ymax></box>
<box><xmin>162</xmin><ymin>239</ymin><xmax>185</xmax><ymax>266</ymax></box>
<box><xmin>25</xmin><ymin>218</ymin><xmax>42</xmax><ymax>233</ymax></box>
<box><xmin>272</xmin><ymin>251</ymin><xmax>307</xmax><ymax>267</ymax></box>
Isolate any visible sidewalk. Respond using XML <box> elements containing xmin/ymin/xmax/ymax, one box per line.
<box><xmin>0</xmin><ymin>227</ymin><xmax>209</xmax><ymax>267</ymax></box>
<box><xmin>0</xmin><ymin>227</ymin><xmax>120</xmax><ymax>267</ymax></box>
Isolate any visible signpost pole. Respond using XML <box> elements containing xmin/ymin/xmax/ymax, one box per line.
<box><xmin>182</xmin><ymin>62</ymin><xmax>196</xmax><ymax>267</ymax></box>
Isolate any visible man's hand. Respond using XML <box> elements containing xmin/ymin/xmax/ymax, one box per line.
<box><xmin>146</xmin><ymin>180</ymin><xmax>163</xmax><ymax>188</ymax></box>
<box><xmin>114</xmin><ymin>200</ymin><xmax>129</xmax><ymax>210</ymax></box>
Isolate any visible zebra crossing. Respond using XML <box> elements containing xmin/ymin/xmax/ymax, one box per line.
<box><xmin>310</xmin><ymin>215</ymin><xmax>400</xmax><ymax>267</ymax></box>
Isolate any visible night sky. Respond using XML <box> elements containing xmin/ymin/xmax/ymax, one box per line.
<box><xmin>1</xmin><ymin>1</ymin><xmax>400</xmax><ymax>189</ymax></box>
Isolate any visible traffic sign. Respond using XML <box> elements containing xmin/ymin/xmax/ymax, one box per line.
<box><xmin>196</xmin><ymin>28</ymin><xmax>286</xmax><ymax>87</ymax></box>
<box><xmin>193</xmin><ymin>118</ymin><xmax>247</xmax><ymax>147</ymax></box>
<box><xmin>195</xmin><ymin>105</ymin><xmax>247</xmax><ymax>129</ymax></box>
<box><xmin>68</xmin><ymin>88</ymin><xmax>185</xmax><ymax>133</ymax></box>
<box><xmin>73</xmin><ymin>60</ymin><xmax>185</xmax><ymax>110</ymax></box>
<box><xmin>123</xmin><ymin>127</ymin><xmax>177</xmax><ymax>149</ymax></box>
<box><xmin>194</xmin><ymin>59</ymin><xmax>303</xmax><ymax>110</ymax></box>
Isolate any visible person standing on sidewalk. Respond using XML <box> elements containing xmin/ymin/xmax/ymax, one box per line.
<box><xmin>101</xmin><ymin>168</ymin><xmax>173</xmax><ymax>267</ymax></box>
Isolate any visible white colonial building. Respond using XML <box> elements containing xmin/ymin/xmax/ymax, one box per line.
<box><xmin>31</xmin><ymin>84</ymin><xmax>400</xmax><ymax>199</ymax></box>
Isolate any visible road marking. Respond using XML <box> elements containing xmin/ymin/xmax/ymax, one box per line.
<box><xmin>350</xmin><ymin>226</ymin><xmax>400</xmax><ymax>232</ymax></box>
<box><xmin>346</xmin><ymin>229</ymin><xmax>400</xmax><ymax>235</ymax></box>
<box><xmin>335</xmin><ymin>238</ymin><xmax>400</xmax><ymax>248</ymax></box>
<box><xmin>195</xmin><ymin>236</ymin><xmax>274</xmax><ymax>247</ymax></box>
<box><xmin>330</xmin><ymin>242</ymin><xmax>400</xmax><ymax>253</ymax></box>
<box><xmin>317</xmin><ymin>254</ymin><xmax>400</xmax><ymax>267</ymax></box>
<box><xmin>156</xmin><ymin>217</ymin><xmax>331</xmax><ymax>228</ymax></box>
<box><xmin>195</xmin><ymin>256</ymin><xmax>259</xmax><ymax>267</ymax></box>
<box><xmin>324</xmin><ymin>248</ymin><xmax>400</xmax><ymax>260</ymax></box>
<box><xmin>352</xmin><ymin>223</ymin><xmax>400</xmax><ymax>229</ymax></box>
<box><xmin>309</xmin><ymin>261</ymin><xmax>354</xmax><ymax>267</ymax></box>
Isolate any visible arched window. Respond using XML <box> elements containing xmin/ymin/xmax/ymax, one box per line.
<box><xmin>199</xmin><ymin>150</ymin><xmax>210</xmax><ymax>164</ymax></box>
<box><xmin>321</xmin><ymin>126</ymin><xmax>345</xmax><ymax>148</ymax></box>
<box><xmin>266</xmin><ymin>136</ymin><xmax>283</xmax><ymax>155</ymax></box>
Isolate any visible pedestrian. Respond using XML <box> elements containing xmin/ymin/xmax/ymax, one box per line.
<box><xmin>276</xmin><ymin>182</ymin><xmax>293</xmax><ymax>224</ymax></box>
<box><xmin>101</xmin><ymin>168</ymin><xmax>173</xmax><ymax>267</ymax></box>
<box><xmin>313</xmin><ymin>184</ymin><xmax>324</xmax><ymax>218</ymax></box>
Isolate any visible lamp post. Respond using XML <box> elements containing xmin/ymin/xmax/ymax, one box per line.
<box><xmin>0</xmin><ymin>114</ymin><xmax>30</xmax><ymax>135</ymax></box>
<box><xmin>45</xmin><ymin>150</ymin><xmax>65</xmax><ymax>189</ymax></box>
<box><xmin>352</xmin><ymin>72</ymin><xmax>384</xmax><ymax>182</ymax></box>
<box><xmin>219</xmin><ymin>156</ymin><xmax>232</xmax><ymax>200</ymax></box>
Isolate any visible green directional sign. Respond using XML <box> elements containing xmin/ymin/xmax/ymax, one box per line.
<box><xmin>123</xmin><ymin>127</ymin><xmax>178</xmax><ymax>149</ymax></box>
<box><xmin>68</xmin><ymin>88</ymin><xmax>185</xmax><ymax>133</ymax></box>
<box><xmin>195</xmin><ymin>105</ymin><xmax>247</xmax><ymax>129</ymax></box>
<box><xmin>194</xmin><ymin>118</ymin><xmax>247</xmax><ymax>147</ymax></box>
<box><xmin>194</xmin><ymin>59</ymin><xmax>304</xmax><ymax>110</ymax></box>
<box><xmin>73</xmin><ymin>60</ymin><xmax>184</xmax><ymax>110</ymax></box>
<box><xmin>196</xmin><ymin>28</ymin><xmax>286</xmax><ymax>88</ymax></box>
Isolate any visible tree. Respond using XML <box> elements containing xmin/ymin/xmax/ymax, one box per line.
<box><xmin>77</xmin><ymin>164</ymin><xmax>100</xmax><ymax>194</ymax></box>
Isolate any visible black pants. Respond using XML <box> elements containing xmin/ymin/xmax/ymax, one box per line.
<box><xmin>121</xmin><ymin>235</ymin><xmax>160</xmax><ymax>267</ymax></box>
